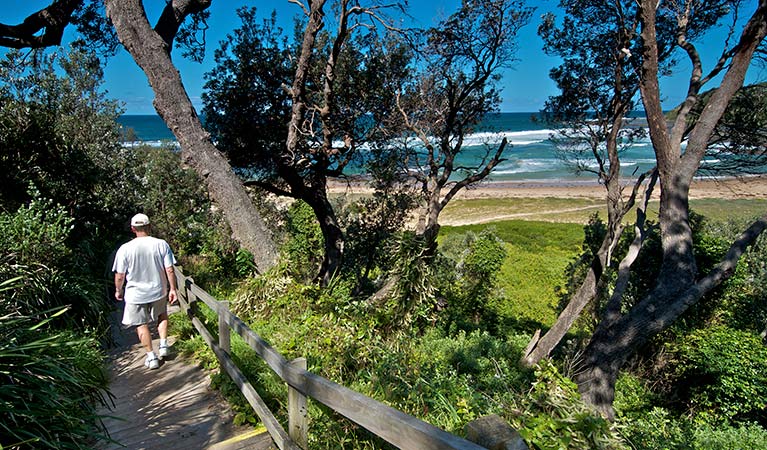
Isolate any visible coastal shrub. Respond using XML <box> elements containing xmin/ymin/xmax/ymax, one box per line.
<box><xmin>614</xmin><ymin>374</ymin><xmax>693</xmax><ymax>449</ymax></box>
<box><xmin>0</xmin><ymin>46</ymin><xmax>146</xmax><ymax>279</ymax></box>
<box><xmin>131</xmin><ymin>144</ymin><xmax>212</xmax><ymax>257</ymax></box>
<box><xmin>666</xmin><ymin>325</ymin><xmax>767</xmax><ymax>424</ymax></box>
<box><xmin>619</xmin><ymin>408</ymin><xmax>767</xmax><ymax>450</ymax></box>
<box><xmin>690</xmin><ymin>422</ymin><xmax>767</xmax><ymax>449</ymax></box>
<box><xmin>619</xmin><ymin>406</ymin><xmax>693</xmax><ymax>449</ymax></box>
<box><xmin>0</xmin><ymin>305</ymin><xmax>111</xmax><ymax>449</ymax></box>
<box><xmin>0</xmin><ymin>192</ymin><xmax>108</xmax><ymax>331</ymax></box>
<box><xmin>437</xmin><ymin>229</ymin><xmax>507</xmax><ymax>330</ymax></box>
<box><xmin>283</xmin><ymin>200</ymin><xmax>324</xmax><ymax>281</ymax></box>
<box><xmin>509</xmin><ymin>360</ymin><xmax>628</xmax><ymax>449</ymax></box>
<box><xmin>694</xmin><ymin>218</ymin><xmax>767</xmax><ymax>331</ymax></box>
<box><xmin>208</xmin><ymin>268</ymin><xmax>535</xmax><ymax>446</ymax></box>
<box><xmin>340</xmin><ymin>189</ymin><xmax>416</xmax><ymax>292</ymax></box>
<box><xmin>0</xmin><ymin>187</ymin><xmax>73</xmax><ymax>267</ymax></box>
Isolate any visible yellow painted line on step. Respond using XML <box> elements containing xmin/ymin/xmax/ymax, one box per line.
<box><xmin>216</xmin><ymin>425</ymin><xmax>268</xmax><ymax>445</ymax></box>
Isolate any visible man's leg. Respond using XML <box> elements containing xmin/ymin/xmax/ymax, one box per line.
<box><xmin>157</xmin><ymin>310</ymin><xmax>170</xmax><ymax>358</ymax></box>
<box><xmin>137</xmin><ymin>323</ymin><xmax>159</xmax><ymax>369</ymax></box>
<box><xmin>137</xmin><ymin>324</ymin><xmax>153</xmax><ymax>353</ymax></box>
<box><xmin>157</xmin><ymin>312</ymin><xmax>168</xmax><ymax>341</ymax></box>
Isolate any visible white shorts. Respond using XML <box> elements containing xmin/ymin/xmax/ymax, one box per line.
<box><xmin>122</xmin><ymin>297</ymin><xmax>168</xmax><ymax>326</ymax></box>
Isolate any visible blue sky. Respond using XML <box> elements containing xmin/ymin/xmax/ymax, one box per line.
<box><xmin>5</xmin><ymin>0</ymin><xmax>765</xmax><ymax>115</ymax></box>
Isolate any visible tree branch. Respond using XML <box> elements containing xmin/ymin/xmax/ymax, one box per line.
<box><xmin>243</xmin><ymin>179</ymin><xmax>295</xmax><ymax>198</ymax></box>
<box><xmin>441</xmin><ymin>137</ymin><xmax>507</xmax><ymax>208</ymax></box>
<box><xmin>0</xmin><ymin>0</ymin><xmax>81</xmax><ymax>49</ymax></box>
<box><xmin>601</xmin><ymin>168</ymin><xmax>657</xmax><ymax>328</ymax></box>
<box><xmin>153</xmin><ymin>0</ymin><xmax>211</xmax><ymax>53</ymax></box>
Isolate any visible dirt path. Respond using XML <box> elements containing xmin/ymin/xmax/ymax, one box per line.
<box><xmin>441</xmin><ymin>203</ymin><xmax>605</xmax><ymax>226</ymax></box>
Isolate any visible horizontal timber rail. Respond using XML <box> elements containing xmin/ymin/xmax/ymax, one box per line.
<box><xmin>173</xmin><ymin>267</ymin><xmax>486</xmax><ymax>450</ymax></box>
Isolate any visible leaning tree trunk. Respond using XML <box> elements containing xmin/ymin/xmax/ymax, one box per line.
<box><xmin>578</xmin><ymin>212</ymin><xmax>767</xmax><ymax>418</ymax></box>
<box><xmin>521</xmin><ymin>235</ymin><xmax>611</xmax><ymax>367</ymax></box>
<box><xmin>520</xmin><ymin>145</ymin><xmax>655</xmax><ymax>367</ymax></box>
<box><xmin>305</xmin><ymin>186</ymin><xmax>344</xmax><ymax>286</ymax></box>
<box><xmin>577</xmin><ymin>0</ymin><xmax>767</xmax><ymax>416</ymax></box>
<box><xmin>105</xmin><ymin>0</ymin><xmax>278</xmax><ymax>272</ymax></box>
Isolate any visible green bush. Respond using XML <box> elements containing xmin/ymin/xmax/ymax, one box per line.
<box><xmin>0</xmin><ymin>307</ymin><xmax>111</xmax><ymax>449</ymax></box>
<box><xmin>510</xmin><ymin>361</ymin><xmax>628</xmax><ymax>449</ymax></box>
<box><xmin>669</xmin><ymin>326</ymin><xmax>767</xmax><ymax>423</ymax></box>
<box><xmin>0</xmin><ymin>187</ymin><xmax>73</xmax><ymax>267</ymax></box>
<box><xmin>0</xmin><ymin>192</ymin><xmax>109</xmax><ymax>331</ymax></box>
<box><xmin>691</xmin><ymin>422</ymin><xmax>767</xmax><ymax>449</ymax></box>
<box><xmin>696</xmin><ymin>219</ymin><xmax>767</xmax><ymax>331</ymax></box>
<box><xmin>340</xmin><ymin>189</ymin><xmax>416</xmax><ymax>291</ymax></box>
<box><xmin>131</xmin><ymin>144</ymin><xmax>214</xmax><ymax>257</ymax></box>
<box><xmin>619</xmin><ymin>407</ymin><xmax>767</xmax><ymax>450</ymax></box>
<box><xmin>283</xmin><ymin>200</ymin><xmax>324</xmax><ymax>281</ymax></box>
<box><xmin>619</xmin><ymin>406</ymin><xmax>694</xmax><ymax>449</ymax></box>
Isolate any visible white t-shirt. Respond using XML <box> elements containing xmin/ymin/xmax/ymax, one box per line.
<box><xmin>112</xmin><ymin>236</ymin><xmax>177</xmax><ymax>304</ymax></box>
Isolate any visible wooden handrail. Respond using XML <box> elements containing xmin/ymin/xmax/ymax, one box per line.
<box><xmin>174</xmin><ymin>267</ymin><xmax>486</xmax><ymax>450</ymax></box>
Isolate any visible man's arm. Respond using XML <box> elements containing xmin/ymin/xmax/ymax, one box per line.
<box><xmin>114</xmin><ymin>272</ymin><xmax>126</xmax><ymax>301</ymax></box>
<box><xmin>165</xmin><ymin>266</ymin><xmax>178</xmax><ymax>304</ymax></box>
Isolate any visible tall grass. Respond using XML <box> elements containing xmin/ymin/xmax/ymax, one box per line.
<box><xmin>0</xmin><ymin>270</ymin><xmax>113</xmax><ymax>449</ymax></box>
<box><xmin>0</xmin><ymin>310</ymin><xmax>112</xmax><ymax>449</ymax></box>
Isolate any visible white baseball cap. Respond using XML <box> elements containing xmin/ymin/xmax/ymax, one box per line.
<box><xmin>130</xmin><ymin>213</ymin><xmax>150</xmax><ymax>227</ymax></box>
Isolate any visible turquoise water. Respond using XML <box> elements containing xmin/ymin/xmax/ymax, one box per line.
<box><xmin>117</xmin><ymin>113</ymin><xmax>657</xmax><ymax>181</ymax></box>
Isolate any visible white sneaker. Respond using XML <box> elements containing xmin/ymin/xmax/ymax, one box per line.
<box><xmin>159</xmin><ymin>345</ymin><xmax>169</xmax><ymax>359</ymax></box>
<box><xmin>145</xmin><ymin>355</ymin><xmax>160</xmax><ymax>370</ymax></box>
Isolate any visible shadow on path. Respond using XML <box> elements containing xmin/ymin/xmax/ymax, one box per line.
<box><xmin>97</xmin><ymin>304</ymin><xmax>274</xmax><ymax>450</ymax></box>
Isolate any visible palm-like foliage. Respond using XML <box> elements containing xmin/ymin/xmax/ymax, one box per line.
<box><xmin>0</xmin><ymin>274</ymin><xmax>113</xmax><ymax>449</ymax></box>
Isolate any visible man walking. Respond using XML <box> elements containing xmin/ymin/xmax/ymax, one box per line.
<box><xmin>113</xmin><ymin>213</ymin><xmax>178</xmax><ymax>370</ymax></box>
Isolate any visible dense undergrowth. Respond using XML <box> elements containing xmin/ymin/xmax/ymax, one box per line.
<box><xmin>3</xmin><ymin>45</ymin><xmax>765</xmax><ymax>450</ymax></box>
<box><xmin>172</xmin><ymin>200</ymin><xmax>767</xmax><ymax>449</ymax></box>
<box><xmin>0</xmin><ymin>47</ymin><xmax>244</xmax><ymax>449</ymax></box>
<box><xmin>0</xmin><ymin>192</ymin><xmax>113</xmax><ymax>449</ymax></box>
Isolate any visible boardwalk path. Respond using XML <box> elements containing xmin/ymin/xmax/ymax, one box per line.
<box><xmin>98</xmin><ymin>305</ymin><xmax>274</xmax><ymax>450</ymax></box>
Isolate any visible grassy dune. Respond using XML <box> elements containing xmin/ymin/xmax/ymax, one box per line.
<box><xmin>439</xmin><ymin>196</ymin><xmax>766</xmax><ymax>330</ymax></box>
<box><xmin>441</xmin><ymin>197</ymin><xmax>767</xmax><ymax>225</ymax></box>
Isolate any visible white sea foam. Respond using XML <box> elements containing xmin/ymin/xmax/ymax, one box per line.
<box><xmin>122</xmin><ymin>140</ymin><xmax>179</xmax><ymax>148</ymax></box>
<box><xmin>117</xmin><ymin>113</ymin><xmax>673</xmax><ymax>181</ymax></box>
<box><xmin>461</xmin><ymin>129</ymin><xmax>557</xmax><ymax>147</ymax></box>
<box><xmin>493</xmin><ymin>159</ymin><xmax>556</xmax><ymax>174</ymax></box>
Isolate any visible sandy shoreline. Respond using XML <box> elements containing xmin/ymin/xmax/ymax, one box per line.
<box><xmin>328</xmin><ymin>175</ymin><xmax>767</xmax><ymax>201</ymax></box>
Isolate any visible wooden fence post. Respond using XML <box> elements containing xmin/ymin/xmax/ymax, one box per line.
<box><xmin>219</xmin><ymin>301</ymin><xmax>231</xmax><ymax>354</ymax></box>
<box><xmin>288</xmin><ymin>357</ymin><xmax>308</xmax><ymax>449</ymax></box>
<box><xmin>184</xmin><ymin>277</ymin><xmax>196</xmax><ymax>317</ymax></box>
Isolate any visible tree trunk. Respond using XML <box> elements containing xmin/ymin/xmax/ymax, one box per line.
<box><xmin>416</xmin><ymin>193</ymin><xmax>443</xmax><ymax>259</ymax></box>
<box><xmin>579</xmin><ymin>212</ymin><xmax>767</xmax><ymax>417</ymax></box>
<box><xmin>521</xmin><ymin>246</ymin><xmax>606</xmax><ymax>367</ymax></box>
<box><xmin>306</xmin><ymin>187</ymin><xmax>344</xmax><ymax>286</ymax></box>
<box><xmin>577</xmin><ymin>0</ymin><xmax>767</xmax><ymax>416</ymax></box>
<box><xmin>105</xmin><ymin>0</ymin><xmax>278</xmax><ymax>272</ymax></box>
<box><xmin>521</xmin><ymin>156</ymin><xmax>653</xmax><ymax>367</ymax></box>
<box><xmin>576</xmin><ymin>315</ymin><xmax>634</xmax><ymax>420</ymax></box>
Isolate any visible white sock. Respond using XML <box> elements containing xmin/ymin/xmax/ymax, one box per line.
<box><xmin>160</xmin><ymin>339</ymin><xmax>167</xmax><ymax>347</ymax></box>
<box><xmin>147</xmin><ymin>351</ymin><xmax>157</xmax><ymax>360</ymax></box>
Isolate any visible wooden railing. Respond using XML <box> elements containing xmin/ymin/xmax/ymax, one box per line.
<box><xmin>174</xmin><ymin>267</ymin><xmax>486</xmax><ymax>450</ymax></box>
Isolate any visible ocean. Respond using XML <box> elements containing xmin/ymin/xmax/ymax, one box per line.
<box><xmin>116</xmin><ymin>113</ymin><xmax>658</xmax><ymax>182</ymax></box>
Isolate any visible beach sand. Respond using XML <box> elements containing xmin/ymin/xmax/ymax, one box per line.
<box><xmin>328</xmin><ymin>175</ymin><xmax>767</xmax><ymax>200</ymax></box>
<box><xmin>324</xmin><ymin>175</ymin><xmax>767</xmax><ymax>226</ymax></box>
